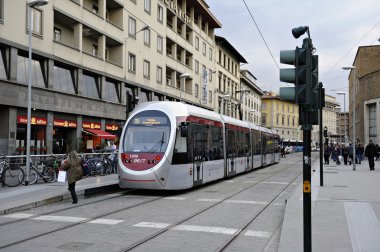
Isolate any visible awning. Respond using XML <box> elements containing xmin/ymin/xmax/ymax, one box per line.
<box><xmin>82</xmin><ymin>129</ymin><xmax>116</xmax><ymax>139</ymax></box>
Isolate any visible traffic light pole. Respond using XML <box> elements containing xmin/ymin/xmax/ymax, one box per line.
<box><xmin>303</xmin><ymin>125</ymin><xmax>312</xmax><ymax>252</ymax></box>
<box><xmin>319</xmin><ymin>82</ymin><xmax>323</xmax><ymax>186</ymax></box>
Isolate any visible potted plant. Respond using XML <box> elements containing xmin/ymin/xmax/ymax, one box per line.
<box><xmin>17</xmin><ymin>146</ymin><xmax>25</xmax><ymax>152</ymax></box>
<box><xmin>30</xmin><ymin>145</ymin><xmax>36</xmax><ymax>152</ymax></box>
<box><xmin>41</xmin><ymin>146</ymin><xmax>47</xmax><ymax>152</ymax></box>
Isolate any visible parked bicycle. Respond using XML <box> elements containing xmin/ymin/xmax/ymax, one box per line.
<box><xmin>0</xmin><ymin>154</ymin><xmax>24</xmax><ymax>187</ymax></box>
<box><xmin>19</xmin><ymin>158</ymin><xmax>56</xmax><ymax>185</ymax></box>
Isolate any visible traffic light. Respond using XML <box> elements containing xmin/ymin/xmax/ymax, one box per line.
<box><xmin>310</xmin><ymin>55</ymin><xmax>319</xmax><ymax>111</ymax></box>
<box><xmin>279</xmin><ymin>47</ymin><xmax>310</xmax><ymax>105</ymax></box>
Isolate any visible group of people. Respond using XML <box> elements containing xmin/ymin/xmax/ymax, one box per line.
<box><xmin>323</xmin><ymin>140</ymin><xmax>377</xmax><ymax>170</ymax></box>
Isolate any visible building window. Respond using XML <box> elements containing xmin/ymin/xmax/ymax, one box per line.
<box><xmin>209</xmin><ymin>91</ymin><xmax>212</xmax><ymax>103</ymax></box>
<box><xmin>128</xmin><ymin>17</ymin><xmax>136</xmax><ymax>38</ymax></box>
<box><xmin>53</xmin><ymin>65</ymin><xmax>75</xmax><ymax>94</ymax></box>
<box><xmin>157</xmin><ymin>35</ymin><xmax>163</xmax><ymax>53</ymax></box>
<box><xmin>53</xmin><ymin>27</ymin><xmax>61</xmax><ymax>42</ymax></box>
<box><xmin>144</xmin><ymin>0</ymin><xmax>151</xmax><ymax>13</ymax></box>
<box><xmin>157</xmin><ymin>4</ymin><xmax>163</xmax><ymax>23</ymax></box>
<box><xmin>202</xmin><ymin>42</ymin><xmax>206</xmax><ymax>56</ymax></box>
<box><xmin>209</xmin><ymin>48</ymin><xmax>212</xmax><ymax>60</ymax></box>
<box><xmin>17</xmin><ymin>55</ymin><xmax>45</xmax><ymax>88</ymax></box>
<box><xmin>195</xmin><ymin>36</ymin><xmax>199</xmax><ymax>50</ymax></box>
<box><xmin>369</xmin><ymin>103</ymin><xmax>377</xmax><ymax>143</ymax></box>
<box><xmin>81</xmin><ymin>72</ymin><xmax>99</xmax><ymax>99</ymax></box>
<box><xmin>143</xmin><ymin>60</ymin><xmax>150</xmax><ymax>79</ymax></box>
<box><xmin>29</xmin><ymin>7</ymin><xmax>43</xmax><ymax>35</ymax></box>
<box><xmin>156</xmin><ymin>66</ymin><xmax>162</xmax><ymax>83</ymax></box>
<box><xmin>194</xmin><ymin>84</ymin><xmax>199</xmax><ymax>98</ymax></box>
<box><xmin>0</xmin><ymin>0</ymin><xmax>3</xmax><ymax>23</ymax></box>
<box><xmin>195</xmin><ymin>60</ymin><xmax>199</xmax><ymax>74</ymax></box>
<box><xmin>209</xmin><ymin>69</ymin><xmax>213</xmax><ymax>81</ymax></box>
<box><xmin>128</xmin><ymin>53</ymin><xmax>136</xmax><ymax>73</ymax></box>
<box><xmin>103</xmin><ymin>80</ymin><xmax>119</xmax><ymax>103</ymax></box>
<box><xmin>92</xmin><ymin>4</ymin><xmax>98</xmax><ymax>14</ymax></box>
<box><xmin>144</xmin><ymin>28</ymin><xmax>150</xmax><ymax>46</ymax></box>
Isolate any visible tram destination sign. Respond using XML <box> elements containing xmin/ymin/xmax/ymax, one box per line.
<box><xmin>132</xmin><ymin>117</ymin><xmax>168</xmax><ymax>126</ymax></box>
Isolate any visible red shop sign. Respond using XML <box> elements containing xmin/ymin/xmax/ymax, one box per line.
<box><xmin>17</xmin><ymin>115</ymin><xmax>47</xmax><ymax>125</ymax></box>
<box><xmin>54</xmin><ymin>119</ymin><xmax>77</xmax><ymax>128</ymax></box>
<box><xmin>106</xmin><ymin>124</ymin><xmax>118</xmax><ymax>131</ymax></box>
<box><xmin>82</xmin><ymin>121</ymin><xmax>101</xmax><ymax>129</ymax></box>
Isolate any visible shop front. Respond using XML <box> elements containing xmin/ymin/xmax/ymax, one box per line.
<box><xmin>82</xmin><ymin>121</ymin><xmax>116</xmax><ymax>152</ymax></box>
<box><xmin>53</xmin><ymin>118</ymin><xmax>77</xmax><ymax>154</ymax></box>
<box><xmin>16</xmin><ymin>115</ymin><xmax>47</xmax><ymax>155</ymax></box>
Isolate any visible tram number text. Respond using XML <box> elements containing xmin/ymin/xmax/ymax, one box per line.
<box><xmin>132</xmin><ymin>159</ymin><xmax>146</xmax><ymax>163</ymax></box>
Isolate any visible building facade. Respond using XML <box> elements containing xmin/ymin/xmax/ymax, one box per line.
<box><xmin>240</xmin><ymin>70</ymin><xmax>263</xmax><ymax>125</ymax></box>
<box><xmin>0</xmin><ymin>0</ymin><xmax>228</xmax><ymax>154</ymax></box>
<box><xmin>261</xmin><ymin>91</ymin><xmax>301</xmax><ymax>141</ymax></box>
<box><xmin>348</xmin><ymin>45</ymin><xmax>380</xmax><ymax>145</ymax></box>
<box><xmin>214</xmin><ymin>35</ymin><xmax>247</xmax><ymax>118</ymax></box>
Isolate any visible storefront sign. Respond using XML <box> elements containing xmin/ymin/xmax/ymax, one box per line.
<box><xmin>106</xmin><ymin>124</ymin><xmax>119</xmax><ymax>131</ymax></box>
<box><xmin>159</xmin><ymin>0</ymin><xmax>191</xmax><ymax>25</ymax></box>
<box><xmin>17</xmin><ymin>115</ymin><xmax>47</xmax><ymax>125</ymax></box>
<box><xmin>82</xmin><ymin>121</ymin><xmax>101</xmax><ymax>129</ymax></box>
<box><xmin>54</xmin><ymin>119</ymin><xmax>77</xmax><ymax>128</ymax></box>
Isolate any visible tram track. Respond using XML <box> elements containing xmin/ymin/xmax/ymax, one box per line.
<box><xmin>120</xmin><ymin>157</ymin><xmax>306</xmax><ymax>252</ymax></box>
<box><xmin>0</xmin><ymin>154</ymin><xmax>314</xmax><ymax>251</ymax></box>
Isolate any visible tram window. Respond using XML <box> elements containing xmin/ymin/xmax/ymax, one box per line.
<box><xmin>227</xmin><ymin>130</ymin><xmax>236</xmax><ymax>158</ymax></box>
<box><xmin>211</xmin><ymin>126</ymin><xmax>223</xmax><ymax>160</ymax></box>
<box><xmin>244</xmin><ymin>132</ymin><xmax>250</xmax><ymax>156</ymax></box>
<box><xmin>172</xmin><ymin>127</ymin><xmax>189</xmax><ymax>164</ymax></box>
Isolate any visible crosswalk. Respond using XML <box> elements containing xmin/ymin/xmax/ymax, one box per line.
<box><xmin>3</xmin><ymin>213</ymin><xmax>272</xmax><ymax>238</ymax></box>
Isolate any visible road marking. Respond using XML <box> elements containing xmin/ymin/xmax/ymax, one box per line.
<box><xmin>344</xmin><ymin>202</ymin><xmax>380</xmax><ymax>252</ymax></box>
<box><xmin>173</xmin><ymin>225</ymin><xmax>239</xmax><ymax>235</ymax></box>
<box><xmin>196</xmin><ymin>198</ymin><xmax>221</xmax><ymax>202</ymax></box>
<box><xmin>134</xmin><ymin>222</ymin><xmax>170</xmax><ymax>229</ymax></box>
<box><xmin>261</xmin><ymin>181</ymin><xmax>288</xmax><ymax>185</ymax></box>
<box><xmin>4</xmin><ymin>213</ymin><xmax>35</xmax><ymax>219</ymax></box>
<box><xmin>164</xmin><ymin>197</ymin><xmax>186</xmax><ymax>200</ymax></box>
<box><xmin>244</xmin><ymin>230</ymin><xmax>272</xmax><ymax>238</ymax></box>
<box><xmin>88</xmin><ymin>219</ymin><xmax>124</xmax><ymax>225</ymax></box>
<box><xmin>33</xmin><ymin>215</ymin><xmax>88</xmax><ymax>223</ymax></box>
<box><xmin>225</xmin><ymin>200</ymin><xmax>267</xmax><ymax>205</ymax></box>
<box><xmin>242</xmin><ymin>180</ymin><xmax>258</xmax><ymax>183</ymax></box>
<box><xmin>224</xmin><ymin>180</ymin><xmax>234</xmax><ymax>183</ymax></box>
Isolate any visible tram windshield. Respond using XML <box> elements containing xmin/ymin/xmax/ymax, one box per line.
<box><xmin>123</xmin><ymin>110</ymin><xmax>171</xmax><ymax>153</ymax></box>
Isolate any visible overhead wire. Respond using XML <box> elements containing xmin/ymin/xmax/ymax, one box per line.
<box><xmin>321</xmin><ymin>19</ymin><xmax>380</xmax><ymax>86</ymax></box>
<box><xmin>241</xmin><ymin>0</ymin><xmax>280</xmax><ymax>70</ymax></box>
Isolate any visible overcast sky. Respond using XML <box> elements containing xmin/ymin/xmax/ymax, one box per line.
<box><xmin>207</xmin><ymin>0</ymin><xmax>380</xmax><ymax>110</ymax></box>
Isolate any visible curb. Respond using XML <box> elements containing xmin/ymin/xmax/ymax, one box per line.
<box><xmin>0</xmin><ymin>183</ymin><xmax>120</xmax><ymax>216</ymax></box>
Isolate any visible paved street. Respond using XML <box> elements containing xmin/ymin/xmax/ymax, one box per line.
<box><xmin>1</xmin><ymin>153</ymin><xmax>380</xmax><ymax>251</ymax></box>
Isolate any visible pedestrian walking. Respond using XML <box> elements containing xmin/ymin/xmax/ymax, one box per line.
<box><xmin>357</xmin><ymin>144</ymin><xmax>364</xmax><ymax>164</ymax></box>
<box><xmin>365</xmin><ymin>140</ymin><xmax>376</xmax><ymax>171</ymax></box>
<box><xmin>281</xmin><ymin>146</ymin><xmax>286</xmax><ymax>158</ymax></box>
<box><xmin>324</xmin><ymin>145</ymin><xmax>331</xmax><ymax>164</ymax></box>
<box><xmin>63</xmin><ymin>151</ymin><xmax>83</xmax><ymax>204</ymax></box>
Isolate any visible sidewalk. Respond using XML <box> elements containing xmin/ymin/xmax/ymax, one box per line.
<box><xmin>0</xmin><ymin>174</ymin><xmax>119</xmax><ymax>215</ymax></box>
<box><xmin>279</xmin><ymin>157</ymin><xmax>380</xmax><ymax>252</ymax></box>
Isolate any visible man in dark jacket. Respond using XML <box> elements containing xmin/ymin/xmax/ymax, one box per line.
<box><xmin>365</xmin><ymin>140</ymin><xmax>376</xmax><ymax>170</ymax></box>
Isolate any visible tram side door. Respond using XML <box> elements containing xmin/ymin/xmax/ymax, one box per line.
<box><xmin>192</xmin><ymin>124</ymin><xmax>204</xmax><ymax>186</ymax></box>
<box><xmin>226</xmin><ymin>129</ymin><xmax>236</xmax><ymax>176</ymax></box>
<box><xmin>262</xmin><ymin>134</ymin><xmax>267</xmax><ymax>166</ymax></box>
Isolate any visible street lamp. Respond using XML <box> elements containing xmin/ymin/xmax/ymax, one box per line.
<box><xmin>179</xmin><ymin>73</ymin><xmax>191</xmax><ymax>102</ymax></box>
<box><xmin>342</xmin><ymin>66</ymin><xmax>357</xmax><ymax>171</ymax></box>
<box><xmin>336</xmin><ymin>91</ymin><xmax>346</xmax><ymax>157</ymax></box>
<box><xmin>25</xmin><ymin>0</ymin><xmax>49</xmax><ymax>186</ymax></box>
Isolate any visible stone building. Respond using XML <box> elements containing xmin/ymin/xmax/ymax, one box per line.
<box><xmin>347</xmin><ymin>45</ymin><xmax>380</xmax><ymax>145</ymax></box>
<box><xmin>0</xmin><ymin>0</ymin><xmax>238</xmax><ymax>154</ymax></box>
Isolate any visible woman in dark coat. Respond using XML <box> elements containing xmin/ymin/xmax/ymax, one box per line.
<box><xmin>63</xmin><ymin>151</ymin><xmax>83</xmax><ymax>204</ymax></box>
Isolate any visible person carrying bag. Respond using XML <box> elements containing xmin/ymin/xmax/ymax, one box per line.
<box><xmin>63</xmin><ymin>151</ymin><xmax>83</xmax><ymax>204</ymax></box>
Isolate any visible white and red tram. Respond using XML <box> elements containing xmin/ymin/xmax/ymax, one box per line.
<box><xmin>118</xmin><ymin>101</ymin><xmax>280</xmax><ymax>190</ymax></box>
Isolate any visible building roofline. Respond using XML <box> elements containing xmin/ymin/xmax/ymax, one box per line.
<box><xmin>215</xmin><ymin>35</ymin><xmax>248</xmax><ymax>63</ymax></box>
